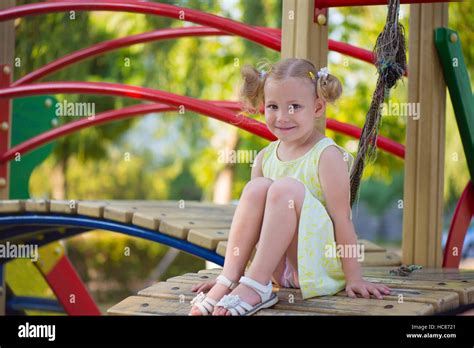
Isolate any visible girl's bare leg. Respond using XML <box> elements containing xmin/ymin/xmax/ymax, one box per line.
<box><xmin>189</xmin><ymin>177</ymin><xmax>273</xmax><ymax>315</ymax></box>
<box><xmin>214</xmin><ymin>177</ymin><xmax>305</xmax><ymax>316</ymax></box>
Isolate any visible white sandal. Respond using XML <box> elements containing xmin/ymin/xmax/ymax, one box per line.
<box><xmin>189</xmin><ymin>274</ymin><xmax>238</xmax><ymax>316</ymax></box>
<box><xmin>215</xmin><ymin>275</ymin><xmax>279</xmax><ymax>316</ymax></box>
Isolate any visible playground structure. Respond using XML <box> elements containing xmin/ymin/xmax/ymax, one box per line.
<box><xmin>0</xmin><ymin>0</ymin><xmax>472</xmax><ymax>315</ymax></box>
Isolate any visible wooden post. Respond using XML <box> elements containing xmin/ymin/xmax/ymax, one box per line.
<box><xmin>0</xmin><ymin>0</ymin><xmax>15</xmax><ymax>316</ymax></box>
<box><xmin>402</xmin><ymin>3</ymin><xmax>448</xmax><ymax>267</ymax></box>
<box><xmin>281</xmin><ymin>0</ymin><xmax>328</xmax><ymax>133</ymax></box>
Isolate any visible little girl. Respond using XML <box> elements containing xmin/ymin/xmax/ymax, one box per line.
<box><xmin>189</xmin><ymin>58</ymin><xmax>390</xmax><ymax>316</ymax></box>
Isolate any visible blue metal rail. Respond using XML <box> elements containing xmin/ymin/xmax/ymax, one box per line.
<box><xmin>0</xmin><ymin>213</ymin><xmax>225</xmax><ymax>266</ymax></box>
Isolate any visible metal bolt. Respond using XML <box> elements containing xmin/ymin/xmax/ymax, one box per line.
<box><xmin>317</xmin><ymin>14</ymin><xmax>327</xmax><ymax>26</ymax></box>
<box><xmin>51</xmin><ymin>118</ymin><xmax>59</xmax><ymax>127</ymax></box>
<box><xmin>55</xmin><ymin>247</ymin><xmax>62</xmax><ymax>255</ymax></box>
<box><xmin>450</xmin><ymin>33</ymin><xmax>458</xmax><ymax>43</ymax></box>
<box><xmin>1</xmin><ymin>121</ymin><xmax>8</xmax><ymax>131</ymax></box>
<box><xmin>3</xmin><ymin>65</ymin><xmax>11</xmax><ymax>75</ymax></box>
<box><xmin>45</xmin><ymin>98</ymin><xmax>53</xmax><ymax>108</ymax></box>
<box><xmin>0</xmin><ymin>178</ymin><xmax>6</xmax><ymax>187</ymax></box>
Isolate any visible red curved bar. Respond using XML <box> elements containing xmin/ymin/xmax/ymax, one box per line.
<box><xmin>0</xmin><ymin>95</ymin><xmax>404</xmax><ymax>164</ymax></box>
<box><xmin>0</xmin><ymin>1</ymin><xmax>280</xmax><ymax>50</ymax></box>
<box><xmin>13</xmin><ymin>26</ymin><xmax>229</xmax><ymax>86</ymax></box>
<box><xmin>315</xmin><ymin>0</ymin><xmax>457</xmax><ymax>7</ymax></box>
<box><xmin>0</xmin><ymin>101</ymin><xmax>253</xmax><ymax>164</ymax></box>
<box><xmin>13</xmin><ymin>25</ymin><xmax>380</xmax><ymax>86</ymax></box>
<box><xmin>0</xmin><ymin>81</ymin><xmax>274</xmax><ymax>144</ymax></box>
<box><xmin>443</xmin><ymin>181</ymin><xmax>474</xmax><ymax>268</ymax></box>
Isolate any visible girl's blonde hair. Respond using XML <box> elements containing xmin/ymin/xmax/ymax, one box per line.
<box><xmin>239</xmin><ymin>58</ymin><xmax>342</xmax><ymax>113</ymax></box>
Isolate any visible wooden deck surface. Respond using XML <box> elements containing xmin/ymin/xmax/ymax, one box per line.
<box><xmin>1</xmin><ymin>199</ymin><xmax>472</xmax><ymax>315</ymax></box>
<box><xmin>108</xmin><ymin>266</ymin><xmax>474</xmax><ymax>316</ymax></box>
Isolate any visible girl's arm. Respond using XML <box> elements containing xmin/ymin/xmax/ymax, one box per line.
<box><xmin>319</xmin><ymin>146</ymin><xmax>391</xmax><ymax>299</ymax></box>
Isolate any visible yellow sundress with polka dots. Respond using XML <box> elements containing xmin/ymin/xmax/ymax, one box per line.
<box><xmin>262</xmin><ymin>136</ymin><xmax>354</xmax><ymax>300</ymax></box>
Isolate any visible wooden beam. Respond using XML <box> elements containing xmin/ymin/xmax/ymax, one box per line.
<box><xmin>281</xmin><ymin>0</ymin><xmax>328</xmax><ymax>133</ymax></box>
<box><xmin>402</xmin><ymin>3</ymin><xmax>448</xmax><ymax>267</ymax></box>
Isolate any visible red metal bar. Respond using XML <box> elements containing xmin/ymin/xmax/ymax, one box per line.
<box><xmin>326</xmin><ymin>118</ymin><xmax>405</xmax><ymax>158</ymax></box>
<box><xmin>0</xmin><ymin>81</ymin><xmax>274</xmax><ymax>141</ymax></box>
<box><xmin>0</xmin><ymin>1</ymin><xmax>279</xmax><ymax>51</ymax></box>
<box><xmin>328</xmin><ymin>40</ymin><xmax>375</xmax><ymax>64</ymax></box>
<box><xmin>443</xmin><ymin>181</ymin><xmax>474</xmax><ymax>268</ymax></box>
<box><xmin>0</xmin><ymin>96</ymin><xmax>405</xmax><ymax>164</ymax></box>
<box><xmin>13</xmin><ymin>25</ymin><xmax>380</xmax><ymax>86</ymax></box>
<box><xmin>13</xmin><ymin>26</ymin><xmax>230</xmax><ymax>86</ymax></box>
<box><xmin>43</xmin><ymin>255</ymin><xmax>101</xmax><ymax>315</ymax></box>
<box><xmin>315</xmin><ymin>0</ymin><xmax>458</xmax><ymax>8</ymax></box>
<box><xmin>0</xmin><ymin>65</ymin><xmax>11</xmax><ymax>195</ymax></box>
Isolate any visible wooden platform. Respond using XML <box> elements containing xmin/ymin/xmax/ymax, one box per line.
<box><xmin>3</xmin><ymin>199</ymin><xmax>473</xmax><ymax>315</ymax></box>
<box><xmin>108</xmin><ymin>266</ymin><xmax>474</xmax><ymax>316</ymax></box>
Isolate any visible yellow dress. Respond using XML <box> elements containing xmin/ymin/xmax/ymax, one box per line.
<box><xmin>261</xmin><ymin>136</ymin><xmax>354</xmax><ymax>299</ymax></box>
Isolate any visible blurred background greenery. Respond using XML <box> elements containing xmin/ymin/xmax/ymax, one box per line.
<box><xmin>6</xmin><ymin>0</ymin><xmax>473</xmax><ymax>313</ymax></box>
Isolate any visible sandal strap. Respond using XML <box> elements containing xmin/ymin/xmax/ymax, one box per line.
<box><xmin>216</xmin><ymin>275</ymin><xmax>238</xmax><ymax>290</ymax></box>
<box><xmin>239</xmin><ymin>276</ymin><xmax>272</xmax><ymax>302</ymax></box>
<box><xmin>190</xmin><ymin>292</ymin><xmax>217</xmax><ymax>316</ymax></box>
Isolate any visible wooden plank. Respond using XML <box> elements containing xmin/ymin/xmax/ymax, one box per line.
<box><xmin>274</xmin><ymin>294</ymin><xmax>434</xmax><ymax>315</ymax></box>
<box><xmin>77</xmin><ymin>200</ymin><xmax>188</xmax><ymax>219</ymax></box>
<box><xmin>107</xmin><ymin>296</ymin><xmax>190</xmax><ymax>316</ymax></box>
<box><xmin>361</xmin><ymin>251</ymin><xmax>401</xmax><ymax>266</ymax></box>
<box><xmin>0</xmin><ymin>199</ymin><xmax>25</xmax><ymax>213</ymax></box>
<box><xmin>187</xmin><ymin>228</ymin><xmax>230</xmax><ymax>250</ymax></box>
<box><xmin>157</xmin><ymin>275</ymin><xmax>434</xmax><ymax>315</ymax></box>
<box><xmin>195</xmin><ymin>269</ymin><xmax>459</xmax><ymax>313</ymax></box>
<box><xmin>254</xmin><ymin>309</ymin><xmax>326</xmax><ymax>316</ymax></box>
<box><xmin>49</xmin><ymin>200</ymin><xmax>78</xmax><ymax>214</ymax></box>
<box><xmin>216</xmin><ymin>241</ymin><xmax>227</xmax><ymax>257</ymax></box>
<box><xmin>359</xmin><ymin>239</ymin><xmax>385</xmax><ymax>252</ymax></box>
<box><xmin>159</xmin><ymin>219</ymin><xmax>231</xmax><ymax>240</ymax></box>
<box><xmin>365</xmin><ymin>276</ymin><xmax>474</xmax><ymax>305</ymax></box>
<box><xmin>363</xmin><ymin>267</ymin><xmax>474</xmax><ymax>281</ymax></box>
<box><xmin>78</xmin><ymin>200</ymin><xmax>235</xmax><ymax>219</ymax></box>
<box><xmin>107</xmin><ymin>205</ymin><xmax>234</xmax><ymax>225</ymax></box>
<box><xmin>403</xmin><ymin>3</ymin><xmax>448</xmax><ymax>267</ymax></box>
<box><xmin>25</xmin><ymin>199</ymin><xmax>50</xmax><ymax>212</ymax></box>
<box><xmin>132</xmin><ymin>209</ymin><xmax>233</xmax><ymax>230</ymax></box>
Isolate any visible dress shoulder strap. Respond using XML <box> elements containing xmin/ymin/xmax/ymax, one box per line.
<box><xmin>261</xmin><ymin>140</ymin><xmax>278</xmax><ymax>170</ymax></box>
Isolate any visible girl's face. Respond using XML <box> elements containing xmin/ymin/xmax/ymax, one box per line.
<box><xmin>264</xmin><ymin>77</ymin><xmax>325</xmax><ymax>142</ymax></box>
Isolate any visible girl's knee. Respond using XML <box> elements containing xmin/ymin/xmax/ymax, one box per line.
<box><xmin>267</xmin><ymin>177</ymin><xmax>305</xmax><ymax>205</ymax></box>
<box><xmin>242</xmin><ymin>177</ymin><xmax>273</xmax><ymax>200</ymax></box>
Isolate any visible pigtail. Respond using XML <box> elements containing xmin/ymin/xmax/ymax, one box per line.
<box><xmin>316</xmin><ymin>73</ymin><xmax>343</xmax><ymax>104</ymax></box>
<box><xmin>239</xmin><ymin>59</ymin><xmax>273</xmax><ymax>114</ymax></box>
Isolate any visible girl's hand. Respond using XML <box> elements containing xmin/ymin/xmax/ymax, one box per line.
<box><xmin>191</xmin><ymin>279</ymin><xmax>216</xmax><ymax>293</ymax></box>
<box><xmin>345</xmin><ymin>279</ymin><xmax>391</xmax><ymax>300</ymax></box>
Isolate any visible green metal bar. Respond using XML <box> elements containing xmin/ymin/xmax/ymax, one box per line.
<box><xmin>435</xmin><ymin>28</ymin><xmax>474</xmax><ymax>180</ymax></box>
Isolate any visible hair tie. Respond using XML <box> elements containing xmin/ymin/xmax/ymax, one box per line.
<box><xmin>317</xmin><ymin>67</ymin><xmax>329</xmax><ymax>79</ymax></box>
<box><xmin>259</xmin><ymin>69</ymin><xmax>267</xmax><ymax>80</ymax></box>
